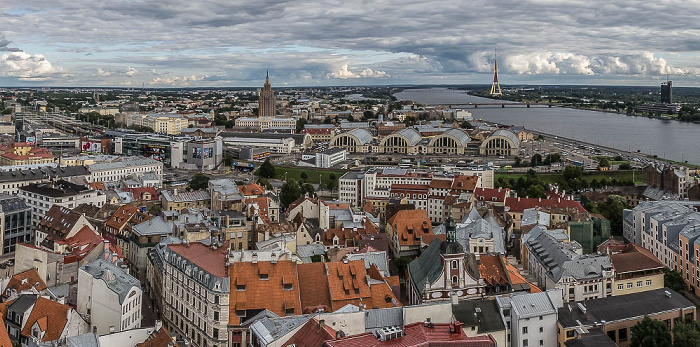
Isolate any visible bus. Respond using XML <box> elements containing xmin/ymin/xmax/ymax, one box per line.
<box><xmin>572</xmin><ymin>160</ymin><xmax>583</xmax><ymax>167</ymax></box>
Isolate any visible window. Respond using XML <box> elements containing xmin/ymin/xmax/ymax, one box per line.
<box><xmin>539</xmin><ymin>316</ymin><xmax>543</xmax><ymax>321</ymax></box>
<box><xmin>637</xmin><ymin>281</ymin><xmax>643</xmax><ymax>287</ymax></box>
<box><xmin>566</xmin><ymin>330</ymin><xmax>575</xmax><ymax>338</ymax></box>
<box><xmin>451</xmin><ymin>260</ymin><xmax>458</xmax><ymax>269</ymax></box>
<box><xmin>523</xmin><ymin>339</ymin><xmax>528</xmax><ymax>347</ymax></box>
<box><xmin>539</xmin><ymin>327</ymin><xmax>543</xmax><ymax>333</ymax></box>
<box><xmin>646</xmin><ymin>279</ymin><xmax>652</xmax><ymax>286</ymax></box>
<box><xmin>539</xmin><ymin>340</ymin><xmax>543</xmax><ymax>346</ymax></box>
<box><xmin>213</xmin><ymin>328</ymin><xmax>219</xmax><ymax>339</ymax></box>
<box><xmin>618</xmin><ymin>328</ymin><xmax>628</xmax><ymax>342</ymax></box>
<box><xmin>627</xmin><ymin>283</ymin><xmax>633</xmax><ymax>289</ymax></box>
<box><xmin>503</xmin><ymin>309</ymin><xmax>510</xmax><ymax>317</ymax></box>
<box><xmin>522</xmin><ymin>327</ymin><xmax>528</xmax><ymax>334</ymax></box>
<box><xmin>452</xmin><ymin>276</ymin><xmax>458</xmax><ymax>284</ymax></box>
<box><xmin>618</xmin><ymin>283</ymin><xmax>623</xmax><ymax>290</ymax></box>
<box><xmin>214</xmin><ymin>311</ymin><xmax>219</xmax><ymax>321</ymax></box>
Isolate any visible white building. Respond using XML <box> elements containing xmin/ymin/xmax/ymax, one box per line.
<box><xmin>18</xmin><ymin>180</ymin><xmax>106</xmax><ymax>226</ymax></box>
<box><xmin>77</xmin><ymin>257</ymin><xmax>142</xmax><ymax>335</ymax></box>
<box><xmin>162</xmin><ymin>241</ymin><xmax>230</xmax><ymax>347</ymax></box>
<box><xmin>223</xmin><ymin>136</ymin><xmax>295</xmax><ymax>154</ymax></box>
<box><xmin>315</xmin><ymin>148</ymin><xmax>347</xmax><ymax>168</ymax></box>
<box><xmin>234</xmin><ymin>116</ymin><xmax>296</xmax><ymax>131</ymax></box>
<box><xmin>496</xmin><ymin>289</ymin><xmax>563</xmax><ymax>347</ymax></box>
<box><xmin>88</xmin><ymin>157</ymin><xmax>164</xmax><ymax>183</ymax></box>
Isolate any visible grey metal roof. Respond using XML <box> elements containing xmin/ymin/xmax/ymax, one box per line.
<box><xmin>209</xmin><ymin>178</ymin><xmax>241</xmax><ymax>196</ymax></box>
<box><xmin>346</xmin><ymin>251</ymin><xmax>390</xmax><ymax>277</ymax></box>
<box><xmin>508</xmin><ymin>290</ymin><xmax>558</xmax><ymax>319</ymax></box>
<box><xmin>81</xmin><ymin>257</ymin><xmax>140</xmax><ymax>304</ymax></box>
<box><xmin>345</xmin><ymin>128</ymin><xmax>373</xmax><ymax>145</ymax></box>
<box><xmin>526</xmin><ymin>230</ymin><xmax>583</xmax><ymax>283</ymax></box>
<box><xmin>296</xmin><ymin>243</ymin><xmax>326</xmax><ymax>263</ymax></box>
<box><xmin>67</xmin><ymin>333</ymin><xmax>100</xmax><ymax>347</ymax></box>
<box><xmin>553</xmin><ymin>255</ymin><xmax>612</xmax><ymax>282</ymax></box>
<box><xmin>250</xmin><ymin>315</ymin><xmax>312</xmax><ymax>346</ymax></box>
<box><xmin>433</xmin><ymin>207</ymin><xmax>505</xmax><ymax>254</ymax></box>
<box><xmin>8</xmin><ymin>294</ymin><xmax>39</xmax><ymax>314</ymax></box>
<box><xmin>488</xmin><ymin>129</ymin><xmax>520</xmax><ymax>147</ymax></box>
<box><xmin>0</xmin><ymin>165</ymin><xmax>89</xmax><ymax>183</ymax></box>
<box><xmin>133</xmin><ymin>216</ymin><xmax>174</xmax><ymax>236</ymax></box>
<box><xmin>387</xmin><ymin>128</ymin><xmax>422</xmax><ymax>146</ymax></box>
<box><xmin>0</xmin><ymin>194</ymin><xmax>30</xmax><ymax>213</ymax></box>
<box><xmin>408</xmin><ymin>238</ymin><xmax>445</xmax><ymax>298</ymax></box>
<box><xmin>89</xmin><ymin>157</ymin><xmax>162</xmax><ymax>172</ymax></box>
<box><xmin>365</xmin><ymin>307</ymin><xmax>403</xmax><ymax>332</ymax></box>
<box><xmin>439</xmin><ymin>128</ymin><xmax>471</xmax><ymax>146</ymax></box>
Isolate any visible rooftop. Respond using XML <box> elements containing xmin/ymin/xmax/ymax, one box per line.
<box><xmin>81</xmin><ymin>257</ymin><xmax>140</xmax><ymax>304</ymax></box>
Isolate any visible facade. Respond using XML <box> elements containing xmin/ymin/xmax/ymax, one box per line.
<box><xmin>0</xmin><ymin>195</ymin><xmax>32</xmax><ymax>255</ymax></box>
<box><xmin>523</xmin><ymin>227</ymin><xmax>614</xmax><ymax>302</ymax></box>
<box><xmin>234</xmin><ymin>117</ymin><xmax>295</xmax><ymax>132</ymax></box>
<box><xmin>610</xmin><ymin>244</ymin><xmax>664</xmax><ymax>296</ymax></box>
<box><xmin>425</xmin><ymin>128</ymin><xmax>471</xmax><ymax>155</ymax></box>
<box><xmin>496</xmin><ymin>289</ymin><xmax>563</xmax><ymax>347</ymax></box>
<box><xmin>407</xmin><ymin>214</ymin><xmax>485</xmax><ymax>304</ymax></box>
<box><xmin>185</xmin><ymin>138</ymin><xmax>223</xmax><ymax>170</ymax></box>
<box><xmin>315</xmin><ymin>148</ymin><xmax>347</xmax><ymax>168</ymax></box>
<box><xmin>112</xmin><ymin>132</ymin><xmax>188</xmax><ymax>167</ymax></box>
<box><xmin>220</xmin><ymin>132</ymin><xmax>312</xmax><ymax>153</ymax></box>
<box><xmin>479</xmin><ymin>130</ymin><xmax>520</xmax><ymax>156</ymax></box>
<box><xmin>126</xmin><ymin>113</ymin><xmax>189</xmax><ymax>135</ymax></box>
<box><xmin>329</xmin><ymin>129</ymin><xmax>374</xmax><ymax>153</ymax></box>
<box><xmin>87</xmin><ymin>157</ymin><xmax>164</xmax><ymax>183</ymax></box>
<box><xmin>377</xmin><ymin>128</ymin><xmax>422</xmax><ymax>154</ymax></box>
<box><xmin>258</xmin><ymin>72</ymin><xmax>277</xmax><ymax>117</ymax></box>
<box><xmin>77</xmin><ymin>257</ymin><xmax>142</xmax><ymax>335</ymax></box>
<box><xmin>0</xmin><ymin>142</ymin><xmax>55</xmax><ymax>165</ymax></box>
<box><xmin>162</xmin><ymin>241</ymin><xmax>230</xmax><ymax>347</ymax></box>
<box><xmin>18</xmin><ymin>180</ymin><xmax>106</xmax><ymax>226</ymax></box>
<box><xmin>161</xmin><ymin>189</ymin><xmax>211</xmax><ymax>211</ymax></box>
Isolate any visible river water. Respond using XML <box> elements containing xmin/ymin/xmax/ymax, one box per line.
<box><xmin>394</xmin><ymin>88</ymin><xmax>700</xmax><ymax>165</ymax></box>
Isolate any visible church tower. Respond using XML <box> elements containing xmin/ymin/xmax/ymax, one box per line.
<box><xmin>258</xmin><ymin>70</ymin><xmax>277</xmax><ymax>117</ymax></box>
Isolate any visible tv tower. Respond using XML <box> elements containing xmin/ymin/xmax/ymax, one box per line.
<box><xmin>489</xmin><ymin>44</ymin><xmax>502</xmax><ymax>96</ymax></box>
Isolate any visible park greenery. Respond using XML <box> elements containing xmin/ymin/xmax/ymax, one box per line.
<box><xmin>630</xmin><ymin>316</ymin><xmax>700</xmax><ymax>347</ymax></box>
<box><xmin>188</xmin><ymin>173</ymin><xmax>210</xmax><ymax>191</ymax></box>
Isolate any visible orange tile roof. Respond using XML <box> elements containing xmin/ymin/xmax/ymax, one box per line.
<box><xmin>137</xmin><ymin>327</ymin><xmax>173</xmax><ymax>347</ymax></box>
<box><xmin>238</xmin><ymin>183</ymin><xmax>265</xmax><ymax>196</ymax></box>
<box><xmin>429</xmin><ymin>179</ymin><xmax>453</xmax><ymax>189</ymax></box>
<box><xmin>474</xmin><ymin>187</ymin><xmax>510</xmax><ymax>202</ymax></box>
<box><xmin>505</xmin><ymin>197</ymin><xmax>587</xmax><ymax>214</ymax></box>
<box><xmin>451</xmin><ymin>175</ymin><xmax>479</xmax><ymax>192</ymax></box>
<box><xmin>55</xmin><ymin>225</ymin><xmax>105</xmax><ymax>263</ymax></box>
<box><xmin>21</xmin><ymin>297</ymin><xmax>70</xmax><ymax>342</ymax></box>
<box><xmin>168</xmin><ymin>242</ymin><xmax>229</xmax><ymax>278</ymax></box>
<box><xmin>105</xmin><ymin>205</ymin><xmax>151</xmax><ymax>237</ymax></box>
<box><xmin>88</xmin><ymin>182</ymin><xmax>107</xmax><ymax>191</ymax></box>
<box><xmin>246</xmin><ymin>196</ymin><xmax>269</xmax><ymax>220</ymax></box>
<box><xmin>366</xmin><ymin>282</ymin><xmax>401</xmax><ymax>310</ymax></box>
<box><xmin>4</xmin><ymin>269</ymin><xmax>47</xmax><ymax>297</ymax></box>
<box><xmin>610</xmin><ymin>243</ymin><xmax>665</xmax><ymax>274</ymax></box>
<box><xmin>388</xmin><ymin>209</ymin><xmax>433</xmax><ymax>247</ymax></box>
<box><xmin>228</xmin><ymin>260</ymin><xmax>301</xmax><ymax>325</ymax></box>
<box><xmin>0</xmin><ymin>317</ymin><xmax>10</xmax><ymax>347</ymax></box>
<box><xmin>123</xmin><ymin>187</ymin><xmax>159</xmax><ymax>201</ymax></box>
<box><xmin>323</xmin><ymin>201</ymin><xmax>351</xmax><ymax>210</ymax></box>
<box><xmin>298</xmin><ymin>262</ymin><xmax>332</xmax><ymax>314</ymax></box>
<box><xmin>0</xmin><ymin>301</ymin><xmax>12</xmax><ymax>318</ymax></box>
<box><xmin>478</xmin><ymin>255</ymin><xmax>509</xmax><ymax>287</ymax></box>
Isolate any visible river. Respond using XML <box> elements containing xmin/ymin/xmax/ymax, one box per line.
<box><xmin>394</xmin><ymin>88</ymin><xmax>700</xmax><ymax>165</ymax></box>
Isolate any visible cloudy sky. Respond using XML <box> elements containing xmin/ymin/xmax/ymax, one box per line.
<box><xmin>0</xmin><ymin>0</ymin><xmax>698</xmax><ymax>87</ymax></box>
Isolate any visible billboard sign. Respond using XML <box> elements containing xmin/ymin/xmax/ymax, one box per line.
<box><xmin>81</xmin><ymin>140</ymin><xmax>102</xmax><ymax>153</ymax></box>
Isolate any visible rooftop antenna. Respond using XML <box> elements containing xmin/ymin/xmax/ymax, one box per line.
<box><xmin>489</xmin><ymin>40</ymin><xmax>503</xmax><ymax>96</ymax></box>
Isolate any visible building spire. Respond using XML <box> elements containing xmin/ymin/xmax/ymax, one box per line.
<box><xmin>489</xmin><ymin>43</ymin><xmax>502</xmax><ymax>96</ymax></box>
<box><xmin>445</xmin><ymin>209</ymin><xmax>457</xmax><ymax>243</ymax></box>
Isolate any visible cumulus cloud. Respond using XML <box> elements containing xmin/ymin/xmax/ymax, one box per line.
<box><xmin>96</xmin><ymin>68</ymin><xmax>112</xmax><ymax>77</ymax></box>
<box><xmin>2</xmin><ymin>1</ymin><xmax>700</xmax><ymax>85</ymax></box>
<box><xmin>327</xmin><ymin>64</ymin><xmax>389</xmax><ymax>79</ymax></box>
<box><xmin>0</xmin><ymin>51</ymin><xmax>63</xmax><ymax>80</ymax></box>
<box><xmin>149</xmin><ymin>74</ymin><xmax>208</xmax><ymax>86</ymax></box>
<box><xmin>123</xmin><ymin>67</ymin><xmax>137</xmax><ymax>77</ymax></box>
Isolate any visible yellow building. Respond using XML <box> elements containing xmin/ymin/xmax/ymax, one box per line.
<box><xmin>610</xmin><ymin>244</ymin><xmax>665</xmax><ymax>296</ymax></box>
<box><xmin>160</xmin><ymin>189</ymin><xmax>211</xmax><ymax>211</ymax></box>
<box><xmin>126</xmin><ymin>113</ymin><xmax>189</xmax><ymax>134</ymax></box>
<box><xmin>0</xmin><ymin>143</ymin><xmax>55</xmax><ymax>165</ymax></box>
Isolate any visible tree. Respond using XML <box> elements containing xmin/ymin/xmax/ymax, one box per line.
<box><xmin>598</xmin><ymin>157</ymin><xmax>610</xmax><ymax>168</ymax></box>
<box><xmin>619</xmin><ymin>163</ymin><xmax>632</xmax><ymax>170</ymax></box>
<box><xmin>280</xmin><ymin>180</ymin><xmax>302</xmax><ymax>207</ymax></box>
<box><xmin>530</xmin><ymin>153</ymin><xmax>543</xmax><ymax>167</ymax></box>
<box><xmin>363</xmin><ymin>110</ymin><xmax>374</xmax><ymax>120</ymax></box>
<box><xmin>223</xmin><ymin>154</ymin><xmax>233</xmax><ymax>167</ymax></box>
<box><xmin>630</xmin><ymin>316</ymin><xmax>671</xmax><ymax>347</ymax></box>
<box><xmin>149</xmin><ymin>204</ymin><xmax>162</xmax><ymax>216</ymax></box>
<box><xmin>189</xmin><ymin>173</ymin><xmax>210</xmax><ymax>190</ymax></box>
<box><xmin>672</xmin><ymin>321</ymin><xmax>700</xmax><ymax>347</ymax></box>
<box><xmin>460</xmin><ymin>121</ymin><xmax>473</xmax><ymax>129</ymax></box>
<box><xmin>526</xmin><ymin>169</ymin><xmax>536</xmax><ymax>178</ymax></box>
<box><xmin>258</xmin><ymin>158</ymin><xmax>276</xmax><ymax>179</ymax></box>
<box><xmin>257</xmin><ymin>177</ymin><xmax>273</xmax><ymax>190</ymax></box>
<box><xmin>514</xmin><ymin>156</ymin><xmax>523</xmax><ymax>167</ymax></box>
<box><xmin>294</xmin><ymin>118</ymin><xmax>306</xmax><ymax>133</ymax></box>
<box><xmin>300</xmin><ymin>183</ymin><xmax>316</xmax><ymax>197</ymax></box>
<box><xmin>614</xmin><ymin>155</ymin><xmax>624</xmax><ymax>161</ymax></box>
<box><xmin>563</xmin><ymin>166</ymin><xmax>583</xmax><ymax>180</ymax></box>
<box><xmin>664</xmin><ymin>267</ymin><xmax>687</xmax><ymax>293</ymax></box>
<box><xmin>323</xmin><ymin>116</ymin><xmax>333</xmax><ymax>124</ymax></box>
<box><xmin>300</xmin><ymin>171</ymin><xmax>308</xmax><ymax>182</ymax></box>
<box><xmin>526</xmin><ymin>185</ymin><xmax>545</xmax><ymax>198</ymax></box>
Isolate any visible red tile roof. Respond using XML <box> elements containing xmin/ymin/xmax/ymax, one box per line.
<box><xmin>105</xmin><ymin>205</ymin><xmax>151</xmax><ymax>237</ymax></box>
<box><xmin>505</xmin><ymin>197</ymin><xmax>586</xmax><ymax>214</ymax></box>
<box><xmin>478</xmin><ymin>255</ymin><xmax>509</xmax><ymax>287</ymax></box>
<box><xmin>238</xmin><ymin>183</ymin><xmax>265</xmax><ymax>196</ymax></box>
<box><xmin>21</xmin><ymin>297</ymin><xmax>70</xmax><ymax>342</ymax></box>
<box><xmin>451</xmin><ymin>175</ymin><xmax>479</xmax><ymax>192</ymax></box>
<box><xmin>474</xmin><ymin>187</ymin><xmax>510</xmax><ymax>203</ymax></box>
<box><xmin>55</xmin><ymin>225</ymin><xmax>105</xmax><ymax>263</ymax></box>
<box><xmin>326</xmin><ymin>260</ymin><xmax>400</xmax><ymax>311</ymax></box>
<box><xmin>323</xmin><ymin>322</ymin><xmax>495</xmax><ymax>347</ymax></box>
<box><xmin>168</xmin><ymin>242</ymin><xmax>229</xmax><ymax>278</ymax></box>
<box><xmin>610</xmin><ymin>243</ymin><xmax>664</xmax><ymax>274</ymax></box>
<box><xmin>285</xmin><ymin>318</ymin><xmax>336</xmax><ymax>347</ymax></box>
<box><xmin>123</xmin><ymin>187</ymin><xmax>159</xmax><ymax>201</ymax></box>
<box><xmin>0</xmin><ymin>317</ymin><xmax>11</xmax><ymax>347</ymax></box>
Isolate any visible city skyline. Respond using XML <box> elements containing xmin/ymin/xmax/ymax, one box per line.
<box><xmin>1</xmin><ymin>0</ymin><xmax>699</xmax><ymax>87</ymax></box>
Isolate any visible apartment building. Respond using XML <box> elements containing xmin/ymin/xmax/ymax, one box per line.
<box><xmin>18</xmin><ymin>180</ymin><xmax>106</xmax><ymax>226</ymax></box>
<box><xmin>87</xmin><ymin>157</ymin><xmax>163</xmax><ymax>183</ymax></box>
<box><xmin>126</xmin><ymin>113</ymin><xmax>189</xmax><ymax>135</ymax></box>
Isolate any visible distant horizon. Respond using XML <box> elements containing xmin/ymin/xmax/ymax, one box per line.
<box><xmin>1</xmin><ymin>82</ymin><xmax>695</xmax><ymax>91</ymax></box>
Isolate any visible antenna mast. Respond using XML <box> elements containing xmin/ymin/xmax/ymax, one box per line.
<box><xmin>489</xmin><ymin>41</ymin><xmax>503</xmax><ymax>96</ymax></box>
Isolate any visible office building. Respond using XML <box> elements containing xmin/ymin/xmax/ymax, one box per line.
<box><xmin>661</xmin><ymin>80</ymin><xmax>673</xmax><ymax>103</ymax></box>
<box><xmin>0</xmin><ymin>194</ymin><xmax>32</xmax><ymax>255</ymax></box>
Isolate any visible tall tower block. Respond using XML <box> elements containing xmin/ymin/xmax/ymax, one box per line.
<box><xmin>489</xmin><ymin>48</ymin><xmax>502</xmax><ymax>96</ymax></box>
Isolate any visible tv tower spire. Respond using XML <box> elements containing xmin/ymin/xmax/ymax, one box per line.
<box><xmin>489</xmin><ymin>44</ymin><xmax>502</xmax><ymax>96</ymax></box>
